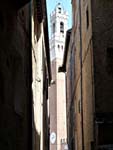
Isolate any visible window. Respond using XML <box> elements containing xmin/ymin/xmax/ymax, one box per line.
<box><xmin>86</xmin><ymin>6</ymin><xmax>89</xmax><ymax>29</ymax></box>
<box><xmin>60</xmin><ymin>22</ymin><xmax>64</xmax><ymax>33</ymax></box>
<box><xmin>78</xmin><ymin>100</ymin><xmax>81</xmax><ymax>113</ymax></box>
<box><xmin>53</xmin><ymin>23</ymin><xmax>55</xmax><ymax>33</ymax></box>
<box><xmin>107</xmin><ymin>47</ymin><xmax>113</xmax><ymax>75</ymax></box>
<box><xmin>58</xmin><ymin>7</ymin><xmax>61</xmax><ymax>13</ymax></box>
<box><xmin>58</xmin><ymin>45</ymin><xmax>60</xmax><ymax>51</ymax></box>
<box><xmin>61</xmin><ymin>45</ymin><xmax>63</xmax><ymax>50</ymax></box>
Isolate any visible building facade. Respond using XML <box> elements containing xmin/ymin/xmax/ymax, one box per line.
<box><xmin>62</xmin><ymin>0</ymin><xmax>113</xmax><ymax>150</ymax></box>
<box><xmin>49</xmin><ymin>3</ymin><xmax>68</xmax><ymax>150</ymax></box>
<box><xmin>0</xmin><ymin>1</ymin><xmax>31</xmax><ymax>150</ymax></box>
<box><xmin>91</xmin><ymin>1</ymin><xmax>113</xmax><ymax>149</ymax></box>
<box><xmin>59</xmin><ymin>28</ymin><xmax>76</xmax><ymax>150</ymax></box>
<box><xmin>73</xmin><ymin>0</ymin><xmax>94</xmax><ymax>149</ymax></box>
<box><xmin>32</xmin><ymin>0</ymin><xmax>51</xmax><ymax>150</ymax></box>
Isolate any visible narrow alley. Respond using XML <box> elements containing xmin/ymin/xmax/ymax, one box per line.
<box><xmin>0</xmin><ymin>0</ymin><xmax>113</xmax><ymax>150</ymax></box>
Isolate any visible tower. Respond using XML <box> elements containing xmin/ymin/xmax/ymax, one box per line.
<box><xmin>50</xmin><ymin>2</ymin><xmax>68</xmax><ymax>62</ymax></box>
<box><xmin>49</xmin><ymin>3</ymin><xmax>68</xmax><ymax>150</ymax></box>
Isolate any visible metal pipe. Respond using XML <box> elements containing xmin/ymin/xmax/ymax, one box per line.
<box><xmin>79</xmin><ymin>0</ymin><xmax>84</xmax><ymax>149</ymax></box>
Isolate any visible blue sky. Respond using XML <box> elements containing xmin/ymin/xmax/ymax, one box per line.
<box><xmin>46</xmin><ymin>0</ymin><xmax>72</xmax><ymax>37</ymax></box>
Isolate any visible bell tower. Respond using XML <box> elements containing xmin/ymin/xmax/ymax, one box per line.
<box><xmin>49</xmin><ymin>3</ymin><xmax>68</xmax><ymax>150</ymax></box>
<box><xmin>50</xmin><ymin>2</ymin><xmax>68</xmax><ymax>62</ymax></box>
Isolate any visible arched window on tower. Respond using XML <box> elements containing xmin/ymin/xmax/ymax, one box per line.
<box><xmin>58</xmin><ymin>45</ymin><xmax>60</xmax><ymax>49</ymax></box>
<box><xmin>60</xmin><ymin>22</ymin><xmax>64</xmax><ymax>33</ymax></box>
<box><xmin>58</xmin><ymin>45</ymin><xmax>60</xmax><ymax>52</ymax></box>
<box><xmin>58</xmin><ymin>7</ymin><xmax>61</xmax><ymax>13</ymax></box>
<box><xmin>53</xmin><ymin>23</ymin><xmax>55</xmax><ymax>33</ymax></box>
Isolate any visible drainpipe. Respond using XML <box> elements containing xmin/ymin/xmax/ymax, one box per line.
<box><xmin>79</xmin><ymin>0</ymin><xmax>84</xmax><ymax>150</ymax></box>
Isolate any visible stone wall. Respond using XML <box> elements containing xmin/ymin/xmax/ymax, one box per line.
<box><xmin>0</xmin><ymin>3</ymin><xmax>31</xmax><ymax>150</ymax></box>
<box><xmin>91</xmin><ymin>0</ymin><xmax>113</xmax><ymax>147</ymax></box>
<box><xmin>91</xmin><ymin>0</ymin><xmax>113</xmax><ymax>114</ymax></box>
<box><xmin>71</xmin><ymin>0</ymin><xmax>94</xmax><ymax>149</ymax></box>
